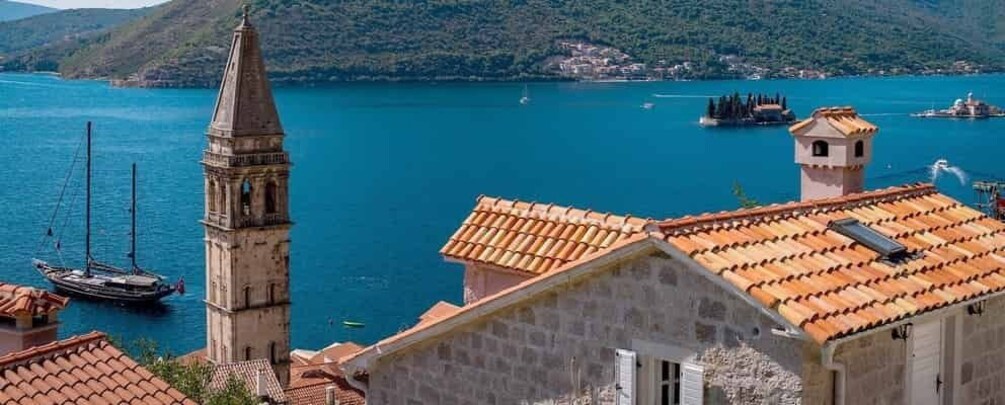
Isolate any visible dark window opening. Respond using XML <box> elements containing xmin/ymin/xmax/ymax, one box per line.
<box><xmin>269</xmin><ymin>342</ymin><xmax>277</xmax><ymax>364</ymax></box>
<box><xmin>241</xmin><ymin>180</ymin><xmax>252</xmax><ymax>216</ymax></box>
<box><xmin>812</xmin><ymin>140</ymin><xmax>829</xmax><ymax>157</ymax></box>
<box><xmin>265</xmin><ymin>181</ymin><xmax>278</xmax><ymax>214</ymax></box>
<box><xmin>245</xmin><ymin>346</ymin><xmax>252</xmax><ymax>361</ymax></box>
<box><xmin>269</xmin><ymin>283</ymin><xmax>276</xmax><ymax>304</ymax></box>
<box><xmin>829</xmin><ymin>218</ymin><xmax>911</xmax><ymax>262</ymax></box>
<box><xmin>244</xmin><ymin>286</ymin><xmax>251</xmax><ymax>308</ymax></box>
<box><xmin>854</xmin><ymin>140</ymin><xmax>864</xmax><ymax>158</ymax></box>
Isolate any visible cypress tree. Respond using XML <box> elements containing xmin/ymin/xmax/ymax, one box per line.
<box><xmin>708</xmin><ymin>98</ymin><xmax>716</xmax><ymax>117</ymax></box>
<box><xmin>781</xmin><ymin>96</ymin><xmax>787</xmax><ymax>110</ymax></box>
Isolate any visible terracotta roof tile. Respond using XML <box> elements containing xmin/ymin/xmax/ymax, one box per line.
<box><xmin>441</xmin><ymin>196</ymin><xmax>648</xmax><ymax>275</ymax></box>
<box><xmin>0</xmin><ymin>284</ymin><xmax>68</xmax><ymax>319</ymax></box>
<box><xmin>0</xmin><ymin>332</ymin><xmax>194</xmax><ymax>404</ymax></box>
<box><xmin>789</xmin><ymin>106</ymin><xmax>878</xmax><ymax>137</ymax></box>
<box><xmin>209</xmin><ymin>359</ymin><xmax>286</xmax><ymax>403</ymax></box>
<box><xmin>657</xmin><ymin>183</ymin><xmax>1005</xmax><ymax>343</ymax></box>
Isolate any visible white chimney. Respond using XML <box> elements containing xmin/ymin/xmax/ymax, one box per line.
<box><xmin>325</xmin><ymin>385</ymin><xmax>340</xmax><ymax>405</ymax></box>
<box><xmin>256</xmin><ymin>368</ymin><xmax>269</xmax><ymax>398</ymax></box>
<box><xmin>789</xmin><ymin>107</ymin><xmax>878</xmax><ymax>201</ymax></box>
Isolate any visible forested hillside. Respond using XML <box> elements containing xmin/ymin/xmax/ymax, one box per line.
<box><xmin>0</xmin><ymin>8</ymin><xmax>149</xmax><ymax>72</ymax></box>
<box><xmin>10</xmin><ymin>0</ymin><xmax>1005</xmax><ymax>86</ymax></box>
<box><xmin>0</xmin><ymin>0</ymin><xmax>53</xmax><ymax>22</ymax></box>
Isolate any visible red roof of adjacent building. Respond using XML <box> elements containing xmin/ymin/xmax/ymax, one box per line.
<box><xmin>440</xmin><ymin>196</ymin><xmax>648</xmax><ymax>274</ymax></box>
<box><xmin>0</xmin><ymin>283</ymin><xmax>68</xmax><ymax>318</ymax></box>
<box><xmin>659</xmin><ymin>183</ymin><xmax>1005</xmax><ymax>343</ymax></box>
<box><xmin>348</xmin><ymin>183</ymin><xmax>1005</xmax><ymax>364</ymax></box>
<box><xmin>210</xmin><ymin>359</ymin><xmax>286</xmax><ymax>403</ymax></box>
<box><xmin>0</xmin><ymin>331</ymin><xmax>194</xmax><ymax>404</ymax></box>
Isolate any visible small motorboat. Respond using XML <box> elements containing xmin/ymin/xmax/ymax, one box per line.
<box><xmin>519</xmin><ymin>84</ymin><xmax>530</xmax><ymax>105</ymax></box>
<box><xmin>642</xmin><ymin>102</ymin><xmax>654</xmax><ymax>110</ymax></box>
<box><xmin>934</xmin><ymin>159</ymin><xmax>949</xmax><ymax>171</ymax></box>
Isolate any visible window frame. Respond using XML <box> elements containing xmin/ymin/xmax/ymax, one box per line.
<box><xmin>812</xmin><ymin>140</ymin><xmax>829</xmax><ymax>157</ymax></box>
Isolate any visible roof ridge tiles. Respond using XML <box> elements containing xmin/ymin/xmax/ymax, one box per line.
<box><xmin>0</xmin><ymin>332</ymin><xmax>106</xmax><ymax>369</ymax></box>
<box><xmin>658</xmin><ymin>184</ymin><xmax>936</xmax><ymax>236</ymax></box>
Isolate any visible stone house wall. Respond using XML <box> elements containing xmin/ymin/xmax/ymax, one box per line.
<box><xmin>959</xmin><ymin>294</ymin><xmax>1005</xmax><ymax>404</ymax></box>
<box><xmin>833</xmin><ymin>328</ymin><xmax>907</xmax><ymax>404</ymax></box>
<box><xmin>367</xmin><ymin>251</ymin><xmax>827</xmax><ymax>404</ymax></box>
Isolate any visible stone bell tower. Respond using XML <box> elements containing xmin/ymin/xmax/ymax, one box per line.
<box><xmin>202</xmin><ymin>6</ymin><xmax>292</xmax><ymax>386</ymax></box>
<box><xmin>789</xmin><ymin>106</ymin><xmax>878</xmax><ymax>201</ymax></box>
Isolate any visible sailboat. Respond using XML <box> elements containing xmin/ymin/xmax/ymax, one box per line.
<box><xmin>519</xmin><ymin>84</ymin><xmax>531</xmax><ymax>105</ymax></box>
<box><xmin>33</xmin><ymin>122</ymin><xmax>181</xmax><ymax>304</ymax></box>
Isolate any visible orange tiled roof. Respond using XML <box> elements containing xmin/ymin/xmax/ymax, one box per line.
<box><xmin>210</xmin><ymin>359</ymin><xmax>286</xmax><ymax>403</ymax></box>
<box><xmin>0</xmin><ymin>284</ymin><xmax>68</xmax><ymax>318</ymax></box>
<box><xmin>658</xmin><ymin>183</ymin><xmax>1005</xmax><ymax>343</ymax></box>
<box><xmin>0</xmin><ymin>331</ymin><xmax>194</xmax><ymax>404</ymax></box>
<box><xmin>440</xmin><ymin>196</ymin><xmax>648</xmax><ymax>274</ymax></box>
<box><xmin>789</xmin><ymin>106</ymin><xmax>877</xmax><ymax>137</ymax></box>
<box><xmin>286</xmin><ymin>363</ymin><xmax>365</xmax><ymax>405</ymax></box>
<box><xmin>285</xmin><ymin>380</ymin><xmax>365</xmax><ymax>405</ymax></box>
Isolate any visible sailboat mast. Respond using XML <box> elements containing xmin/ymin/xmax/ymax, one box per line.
<box><xmin>85</xmin><ymin>122</ymin><xmax>92</xmax><ymax>277</ymax></box>
<box><xmin>130</xmin><ymin>163</ymin><xmax>137</xmax><ymax>273</ymax></box>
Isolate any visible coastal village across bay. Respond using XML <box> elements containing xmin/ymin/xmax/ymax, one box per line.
<box><xmin>3</xmin><ymin>6</ymin><xmax>1005</xmax><ymax>405</ymax></box>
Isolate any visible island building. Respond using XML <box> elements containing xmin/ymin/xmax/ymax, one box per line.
<box><xmin>0</xmin><ymin>283</ymin><xmax>68</xmax><ymax>355</ymax></box>
<box><xmin>330</xmin><ymin>107</ymin><xmax>1005</xmax><ymax>405</ymax></box>
<box><xmin>201</xmin><ymin>6</ymin><xmax>293</xmax><ymax>387</ymax></box>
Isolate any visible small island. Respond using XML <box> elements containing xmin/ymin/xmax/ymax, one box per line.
<box><xmin>911</xmin><ymin>92</ymin><xmax>1005</xmax><ymax>119</ymax></box>
<box><xmin>700</xmin><ymin>92</ymin><xmax>797</xmax><ymax>127</ymax></box>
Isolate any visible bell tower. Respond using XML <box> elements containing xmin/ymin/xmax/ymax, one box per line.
<box><xmin>789</xmin><ymin>107</ymin><xmax>877</xmax><ymax>201</ymax></box>
<box><xmin>202</xmin><ymin>6</ymin><xmax>292</xmax><ymax>386</ymax></box>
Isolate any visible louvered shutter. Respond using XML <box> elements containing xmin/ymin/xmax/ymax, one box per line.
<box><xmin>681</xmin><ymin>362</ymin><xmax>704</xmax><ymax>405</ymax></box>
<box><xmin>615</xmin><ymin>349</ymin><xmax>636</xmax><ymax>405</ymax></box>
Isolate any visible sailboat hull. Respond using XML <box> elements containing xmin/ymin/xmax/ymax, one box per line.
<box><xmin>35</xmin><ymin>261</ymin><xmax>175</xmax><ymax>304</ymax></box>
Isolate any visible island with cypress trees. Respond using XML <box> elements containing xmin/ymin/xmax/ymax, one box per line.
<box><xmin>699</xmin><ymin>92</ymin><xmax>796</xmax><ymax>127</ymax></box>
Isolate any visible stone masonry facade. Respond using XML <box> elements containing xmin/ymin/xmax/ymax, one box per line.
<box><xmin>367</xmin><ymin>250</ymin><xmax>827</xmax><ymax>404</ymax></box>
<box><xmin>959</xmin><ymin>294</ymin><xmax>1005</xmax><ymax>404</ymax></box>
<box><xmin>833</xmin><ymin>327</ymin><xmax>907</xmax><ymax>404</ymax></box>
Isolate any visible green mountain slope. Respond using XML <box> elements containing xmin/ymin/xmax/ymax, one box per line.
<box><xmin>0</xmin><ymin>0</ymin><xmax>53</xmax><ymax>22</ymax></box>
<box><xmin>0</xmin><ymin>8</ymin><xmax>151</xmax><ymax>72</ymax></box>
<box><xmin>33</xmin><ymin>0</ymin><xmax>1005</xmax><ymax>86</ymax></box>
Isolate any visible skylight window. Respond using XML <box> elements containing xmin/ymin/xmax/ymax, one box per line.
<box><xmin>829</xmin><ymin>218</ymin><xmax>910</xmax><ymax>261</ymax></box>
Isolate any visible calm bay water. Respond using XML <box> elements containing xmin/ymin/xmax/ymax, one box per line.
<box><xmin>0</xmin><ymin>73</ymin><xmax>1002</xmax><ymax>354</ymax></box>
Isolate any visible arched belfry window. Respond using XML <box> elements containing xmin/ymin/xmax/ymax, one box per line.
<box><xmin>812</xmin><ymin>140</ymin><xmax>829</xmax><ymax>157</ymax></box>
<box><xmin>241</xmin><ymin>180</ymin><xmax>253</xmax><ymax>215</ymax></box>
<box><xmin>207</xmin><ymin>180</ymin><xmax>217</xmax><ymax>213</ymax></box>
<box><xmin>265</xmin><ymin>181</ymin><xmax>278</xmax><ymax>214</ymax></box>
<box><xmin>854</xmin><ymin>140</ymin><xmax>864</xmax><ymax>158</ymax></box>
<box><xmin>245</xmin><ymin>346</ymin><xmax>252</xmax><ymax>361</ymax></box>
<box><xmin>269</xmin><ymin>342</ymin><xmax>277</xmax><ymax>364</ymax></box>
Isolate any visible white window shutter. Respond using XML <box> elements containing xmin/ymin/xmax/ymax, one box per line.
<box><xmin>615</xmin><ymin>349</ymin><xmax>636</xmax><ymax>405</ymax></box>
<box><xmin>681</xmin><ymin>362</ymin><xmax>704</xmax><ymax>405</ymax></box>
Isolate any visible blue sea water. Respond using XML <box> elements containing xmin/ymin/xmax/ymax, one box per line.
<box><xmin>0</xmin><ymin>73</ymin><xmax>1002</xmax><ymax>354</ymax></box>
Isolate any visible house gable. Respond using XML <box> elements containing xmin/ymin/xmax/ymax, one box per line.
<box><xmin>365</xmin><ymin>249</ymin><xmax>818</xmax><ymax>404</ymax></box>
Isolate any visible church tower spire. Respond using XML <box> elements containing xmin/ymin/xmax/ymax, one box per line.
<box><xmin>203</xmin><ymin>6</ymin><xmax>292</xmax><ymax>386</ymax></box>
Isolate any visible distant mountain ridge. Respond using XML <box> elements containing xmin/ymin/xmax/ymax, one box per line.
<box><xmin>8</xmin><ymin>0</ymin><xmax>1005</xmax><ymax>87</ymax></box>
<box><xmin>0</xmin><ymin>0</ymin><xmax>54</xmax><ymax>22</ymax></box>
<box><xmin>0</xmin><ymin>7</ymin><xmax>151</xmax><ymax>72</ymax></box>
